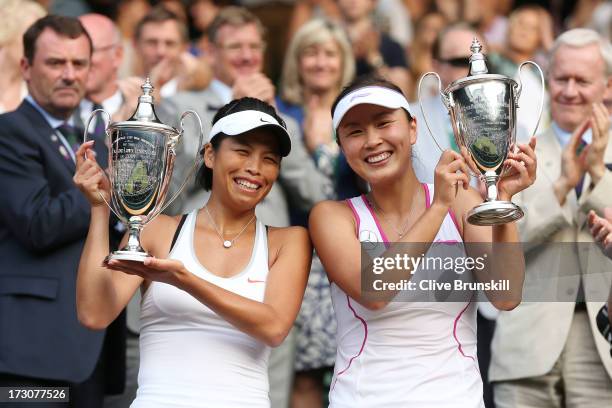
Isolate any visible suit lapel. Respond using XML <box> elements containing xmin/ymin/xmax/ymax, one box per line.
<box><xmin>19</xmin><ymin>101</ymin><xmax>76</xmax><ymax>174</ymax></box>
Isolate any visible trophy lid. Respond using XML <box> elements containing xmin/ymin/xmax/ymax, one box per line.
<box><xmin>108</xmin><ymin>78</ymin><xmax>176</xmax><ymax>133</ymax></box>
<box><xmin>468</xmin><ymin>38</ymin><xmax>488</xmax><ymax>76</ymax></box>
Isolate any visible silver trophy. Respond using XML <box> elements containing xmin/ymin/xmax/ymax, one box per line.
<box><xmin>418</xmin><ymin>39</ymin><xmax>544</xmax><ymax>225</ymax></box>
<box><xmin>84</xmin><ymin>78</ymin><xmax>203</xmax><ymax>261</ymax></box>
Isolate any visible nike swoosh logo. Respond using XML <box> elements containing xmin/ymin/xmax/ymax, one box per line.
<box><xmin>247</xmin><ymin>278</ymin><xmax>266</xmax><ymax>284</ymax></box>
<box><xmin>260</xmin><ymin>118</ymin><xmax>271</xmax><ymax>123</ymax></box>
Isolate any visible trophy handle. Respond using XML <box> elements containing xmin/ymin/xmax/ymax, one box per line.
<box><xmin>158</xmin><ymin>109</ymin><xmax>205</xmax><ymax>215</ymax></box>
<box><xmin>82</xmin><ymin>109</ymin><xmax>126</xmax><ymax>223</ymax></box>
<box><xmin>516</xmin><ymin>61</ymin><xmax>545</xmax><ymax>140</ymax></box>
<box><xmin>418</xmin><ymin>72</ymin><xmax>451</xmax><ymax>154</ymax></box>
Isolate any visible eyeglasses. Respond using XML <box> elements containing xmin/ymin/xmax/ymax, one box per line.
<box><xmin>438</xmin><ymin>57</ymin><xmax>470</xmax><ymax>68</ymax></box>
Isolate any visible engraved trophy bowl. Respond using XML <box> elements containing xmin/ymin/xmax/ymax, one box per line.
<box><xmin>417</xmin><ymin>38</ymin><xmax>544</xmax><ymax>226</ymax></box>
<box><xmin>83</xmin><ymin>78</ymin><xmax>204</xmax><ymax>261</ymax></box>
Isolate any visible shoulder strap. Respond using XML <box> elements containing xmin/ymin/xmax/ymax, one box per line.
<box><xmin>169</xmin><ymin>214</ymin><xmax>189</xmax><ymax>253</ymax></box>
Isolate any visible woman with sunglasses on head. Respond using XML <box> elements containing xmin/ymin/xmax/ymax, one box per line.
<box><xmin>74</xmin><ymin>97</ymin><xmax>311</xmax><ymax>408</ymax></box>
<box><xmin>309</xmin><ymin>76</ymin><xmax>537</xmax><ymax>407</ymax></box>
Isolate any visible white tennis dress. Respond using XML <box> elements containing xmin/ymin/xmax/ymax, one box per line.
<box><xmin>330</xmin><ymin>184</ymin><xmax>483</xmax><ymax>408</ymax></box>
<box><xmin>131</xmin><ymin>210</ymin><xmax>271</xmax><ymax>408</ymax></box>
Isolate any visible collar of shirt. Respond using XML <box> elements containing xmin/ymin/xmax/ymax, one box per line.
<box><xmin>25</xmin><ymin>94</ymin><xmax>74</xmax><ymax>129</ymax></box>
<box><xmin>160</xmin><ymin>77</ymin><xmax>179</xmax><ymax>99</ymax></box>
<box><xmin>209</xmin><ymin>78</ymin><xmax>233</xmax><ymax>105</ymax></box>
<box><xmin>79</xmin><ymin>89</ymin><xmax>123</xmax><ymax>127</ymax></box>
<box><xmin>552</xmin><ymin>121</ymin><xmax>594</xmax><ymax>148</ymax></box>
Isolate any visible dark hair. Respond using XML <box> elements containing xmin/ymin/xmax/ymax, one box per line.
<box><xmin>135</xmin><ymin>5</ymin><xmax>188</xmax><ymax>42</ymax></box>
<box><xmin>23</xmin><ymin>15</ymin><xmax>93</xmax><ymax>64</ymax></box>
<box><xmin>197</xmin><ymin>97</ymin><xmax>286</xmax><ymax>191</ymax></box>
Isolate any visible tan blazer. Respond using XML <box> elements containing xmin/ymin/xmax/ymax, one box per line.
<box><xmin>490</xmin><ymin>126</ymin><xmax>612</xmax><ymax>382</ymax></box>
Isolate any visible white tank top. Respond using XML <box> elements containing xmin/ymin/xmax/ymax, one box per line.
<box><xmin>330</xmin><ymin>184</ymin><xmax>483</xmax><ymax>408</ymax></box>
<box><xmin>131</xmin><ymin>210</ymin><xmax>271</xmax><ymax>408</ymax></box>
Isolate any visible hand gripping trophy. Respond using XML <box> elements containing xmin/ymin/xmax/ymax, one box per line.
<box><xmin>84</xmin><ymin>78</ymin><xmax>203</xmax><ymax>261</ymax></box>
<box><xmin>418</xmin><ymin>39</ymin><xmax>544</xmax><ymax>225</ymax></box>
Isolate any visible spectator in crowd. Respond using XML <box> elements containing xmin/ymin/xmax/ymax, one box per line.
<box><xmin>336</xmin><ymin>0</ymin><xmax>410</xmax><ymax>93</ymax></box>
<box><xmin>78</xmin><ymin>14</ymin><xmax>142</xmax><ymax>126</ymax></box>
<box><xmin>287</xmin><ymin>0</ymin><xmax>342</xmax><ymax>44</ymax></box>
<box><xmin>277</xmin><ymin>18</ymin><xmax>355</xmax><ymax>407</ymax></box>
<box><xmin>490</xmin><ymin>28</ymin><xmax>612</xmax><ymax>407</ymax></box>
<box><xmin>188</xmin><ymin>0</ymin><xmax>222</xmax><ymax>57</ymax></box>
<box><xmin>463</xmin><ymin>0</ymin><xmax>509</xmax><ymax>52</ymax></box>
<box><xmin>405</xmin><ymin>11</ymin><xmax>447</xmax><ymax>100</ymax></box>
<box><xmin>116</xmin><ymin>0</ymin><xmax>151</xmax><ymax>79</ymax></box>
<box><xmin>158</xmin><ymin>7</ymin><xmax>333</xmax><ymax>408</ymax></box>
<box><xmin>374</xmin><ymin>0</ymin><xmax>413</xmax><ymax>48</ymax></box>
<box><xmin>133</xmin><ymin>6</ymin><xmax>211</xmax><ymax>98</ymax></box>
<box><xmin>0</xmin><ymin>0</ymin><xmax>46</xmax><ymax>113</ymax></box>
<box><xmin>278</xmin><ymin>18</ymin><xmax>358</xmax><ymax>202</ymax></box>
<box><xmin>0</xmin><ymin>15</ymin><xmax>119</xmax><ymax>407</ymax></box>
<box><xmin>411</xmin><ymin>23</ymin><xmax>483</xmax><ymax>182</ymax></box>
<box><xmin>487</xmin><ymin>5</ymin><xmax>553</xmax><ymax>138</ymax></box>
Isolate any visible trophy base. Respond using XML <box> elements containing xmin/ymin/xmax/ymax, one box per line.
<box><xmin>467</xmin><ymin>201</ymin><xmax>524</xmax><ymax>226</ymax></box>
<box><xmin>106</xmin><ymin>250</ymin><xmax>150</xmax><ymax>263</ymax></box>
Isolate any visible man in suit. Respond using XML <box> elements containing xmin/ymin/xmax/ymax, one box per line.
<box><xmin>157</xmin><ymin>7</ymin><xmax>331</xmax><ymax>408</ymax></box>
<box><xmin>0</xmin><ymin>15</ymin><xmax>111</xmax><ymax>407</ymax></box>
<box><xmin>490</xmin><ymin>28</ymin><xmax>612</xmax><ymax>407</ymax></box>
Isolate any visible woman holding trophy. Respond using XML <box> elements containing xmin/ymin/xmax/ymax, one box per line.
<box><xmin>309</xmin><ymin>75</ymin><xmax>537</xmax><ymax>407</ymax></box>
<box><xmin>74</xmin><ymin>97</ymin><xmax>311</xmax><ymax>407</ymax></box>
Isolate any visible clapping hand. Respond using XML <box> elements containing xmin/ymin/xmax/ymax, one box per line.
<box><xmin>588</xmin><ymin>208</ymin><xmax>612</xmax><ymax>260</ymax></box>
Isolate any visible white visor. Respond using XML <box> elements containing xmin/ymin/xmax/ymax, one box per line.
<box><xmin>332</xmin><ymin>86</ymin><xmax>414</xmax><ymax>130</ymax></box>
<box><xmin>209</xmin><ymin>110</ymin><xmax>291</xmax><ymax>156</ymax></box>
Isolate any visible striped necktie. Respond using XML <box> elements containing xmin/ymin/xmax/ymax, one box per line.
<box><xmin>57</xmin><ymin>123</ymin><xmax>83</xmax><ymax>153</ymax></box>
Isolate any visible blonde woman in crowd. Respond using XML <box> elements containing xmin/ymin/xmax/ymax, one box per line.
<box><xmin>277</xmin><ymin>18</ymin><xmax>358</xmax><ymax>407</ymax></box>
<box><xmin>0</xmin><ymin>0</ymin><xmax>46</xmax><ymax>114</ymax></box>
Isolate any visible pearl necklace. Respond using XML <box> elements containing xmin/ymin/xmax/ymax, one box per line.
<box><xmin>204</xmin><ymin>206</ymin><xmax>256</xmax><ymax>248</ymax></box>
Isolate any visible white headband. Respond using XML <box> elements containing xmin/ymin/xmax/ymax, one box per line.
<box><xmin>332</xmin><ymin>86</ymin><xmax>414</xmax><ymax>129</ymax></box>
<box><xmin>209</xmin><ymin>110</ymin><xmax>291</xmax><ymax>156</ymax></box>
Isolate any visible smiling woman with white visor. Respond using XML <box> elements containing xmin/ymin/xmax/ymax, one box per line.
<box><xmin>309</xmin><ymin>76</ymin><xmax>538</xmax><ymax>407</ymax></box>
<box><xmin>74</xmin><ymin>97</ymin><xmax>311</xmax><ymax>407</ymax></box>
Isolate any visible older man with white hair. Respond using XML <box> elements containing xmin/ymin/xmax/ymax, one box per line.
<box><xmin>490</xmin><ymin>28</ymin><xmax>612</xmax><ymax>408</ymax></box>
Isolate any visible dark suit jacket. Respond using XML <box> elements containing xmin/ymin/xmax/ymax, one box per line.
<box><xmin>0</xmin><ymin>100</ymin><xmax>108</xmax><ymax>382</ymax></box>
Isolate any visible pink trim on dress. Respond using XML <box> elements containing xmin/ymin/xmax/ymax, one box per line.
<box><xmin>452</xmin><ymin>300</ymin><xmax>480</xmax><ymax>374</ymax></box>
<box><xmin>423</xmin><ymin>183</ymin><xmax>431</xmax><ymax>209</ymax></box>
<box><xmin>331</xmin><ymin>295</ymin><xmax>369</xmax><ymax>390</ymax></box>
<box><xmin>345</xmin><ymin>199</ymin><xmax>361</xmax><ymax>237</ymax></box>
<box><xmin>361</xmin><ymin>195</ymin><xmax>389</xmax><ymax>244</ymax></box>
